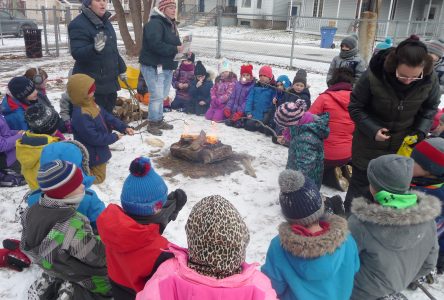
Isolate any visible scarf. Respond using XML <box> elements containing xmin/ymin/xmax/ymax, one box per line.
<box><xmin>291</xmin><ymin>221</ymin><xmax>330</xmax><ymax>237</ymax></box>
<box><xmin>339</xmin><ymin>47</ymin><xmax>359</xmax><ymax>59</ymax></box>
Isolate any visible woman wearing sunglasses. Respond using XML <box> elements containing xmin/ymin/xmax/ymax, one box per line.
<box><xmin>344</xmin><ymin>35</ymin><xmax>440</xmax><ymax>213</ymax></box>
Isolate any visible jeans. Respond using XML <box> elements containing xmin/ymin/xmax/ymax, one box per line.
<box><xmin>140</xmin><ymin>64</ymin><xmax>173</xmax><ymax>122</ymax></box>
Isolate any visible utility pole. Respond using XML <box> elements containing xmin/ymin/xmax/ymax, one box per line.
<box><xmin>358</xmin><ymin>0</ymin><xmax>381</xmax><ymax>64</ymax></box>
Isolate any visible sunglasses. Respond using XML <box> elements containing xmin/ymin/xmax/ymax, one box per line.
<box><xmin>395</xmin><ymin>70</ymin><xmax>423</xmax><ymax>81</ymax></box>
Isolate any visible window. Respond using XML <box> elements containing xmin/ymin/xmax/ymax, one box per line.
<box><xmin>257</xmin><ymin>0</ymin><xmax>262</xmax><ymax>9</ymax></box>
<box><xmin>242</xmin><ymin>0</ymin><xmax>251</xmax><ymax>8</ymax></box>
<box><xmin>428</xmin><ymin>6</ymin><xmax>437</xmax><ymax>20</ymax></box>
<box><xmin>312</xmin><ymin>0</ymin><xmax>324</xmax><ymax>17</ymax></box>
<box><xmin>389</xmin><ymin>0</ymin><xmax>398</xmax><ymax>20</ymax></box>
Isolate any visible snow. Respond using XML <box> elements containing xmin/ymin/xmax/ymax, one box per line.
<box><xmin>0</xmin><ymin>47</ymin><xmax>443</xmax><ymax>299</ymax></box>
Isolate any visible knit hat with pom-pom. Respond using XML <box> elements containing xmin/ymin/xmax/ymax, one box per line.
<box><xmin>120</xmin><ymin>157</ymin><xmax>168</xmax><ymax>216</ymax></box>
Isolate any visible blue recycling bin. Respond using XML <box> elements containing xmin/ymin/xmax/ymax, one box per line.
<box><xmin>320</xmin><ymin>26</ymin><xmax>337</xmax><ymax>48</ymax></box>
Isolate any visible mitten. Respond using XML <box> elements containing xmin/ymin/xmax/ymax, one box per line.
<box><xmin>0</xmin><ymin>239</ymin><xmax>31</xmax><ymax>271</ymax></box>
<box><xmin>94</xmin><ymin>32</ymin><xmax>107</xmax><ymax>52</ymax></box>
<box><xmin>119</xmin><ymin>73</ymin><xmax>128</xmax><ymax>82</ymax></box>
<box><xmin>167</xmin><ymin>189</ymin><xmax>187</xmax><ymax>221</ymax></box>
<box><xmin>223</xmin><ymin>108</ymin><xmax>231</xmax><ymax>118</ymax></box>
<box><xmin>232</xmin><ymin>112</ymin><xmax>243</xmax><ymax>122</ymax></box>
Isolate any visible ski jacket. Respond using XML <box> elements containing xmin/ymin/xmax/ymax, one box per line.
<box><xmin>0</xmin><ymin>114</ymin><xmax>21</xmax><ymax>167</ymax></box>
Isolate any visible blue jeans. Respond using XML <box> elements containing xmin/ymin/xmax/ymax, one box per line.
<box><xmin>140</xmin><ymin>64</ymin><xmax>173</xmax><ymax>122</ymax></box>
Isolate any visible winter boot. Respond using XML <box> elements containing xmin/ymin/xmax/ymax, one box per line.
<box><xmin>56</xmin><ymin>281</ymin><xmax>74</xmax><ymax>300</ymax></box>
<box><xmin>377</xmin><ymin>292</ymin><xmax>408</xmax><ymax>300</ymax></box>
<box><xmin>158</xmin><ymin>119</ymin><xmax>173</xmax><ymax>130</ymax></box>
<box><xmin>147</xmin><ymin>121</ymin><xmax>162</xmax><ymax>136</ymax></box>
<box><xmin>324</xmin><ymin>195</ymin><xmax>345</xmax><ymax>216</ymax></box>
<box><xmin>0</xmin><ymin>172</ymin><xmax>26</xmax><ymax>187</ymax></box>
<box><xmin>323</xmin><ymin>167</ymin><xmax>349</xmax><ymax>192</ymax></box>
<box><xmin>28</xmin><ymin>273</ymin><xmax>63</xmax><ymax>300</ymax></box>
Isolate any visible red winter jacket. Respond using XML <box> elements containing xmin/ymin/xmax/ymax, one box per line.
<box><xmin>309</xmin><ymin>83</ymin><xmax>355</xmax><ymax>161</ymax></box>
<box><xmin>97</xmin><ymin>204</ymin><xmax>170</xmax><ymax>293</ymax></box>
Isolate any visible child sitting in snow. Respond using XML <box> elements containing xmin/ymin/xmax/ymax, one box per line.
<box><xmin>97</xmin><ymin>157</ymin><xmax>187</xmax><ymax>300</ymax></box>
<box><xmin>136</xmin><ymin>195</ymin><xmax>277</xmax><ymax>300</ymax></box>
<box><xmin>67</xmin><ymin>74</ymin><xmax>134</xmax><ymax>184</ymax></box>
<box><xmin>262</xmin><ymin>169</ymin><xmax>359</xmax><ymax>300</ymax></box>
<box><xmin>21</xmin><ymin>160</ymin><xmax>112</xmax><ymax>299</ymax></box>
<box><xmin>171</xmin><ymin>52</ymin><xmax>196</xmax><ymax>112</ymax></box>
<box><xmin>16</xmin><ymin>103</ymin><xmax>64</xmax><ymax>190</ymax></box>
<box><xmin>224</xmin><ymin>64</ymin><xmax>255</xmax><ymax>128</ymax></box>
<box><xmin>205</xmin><ymin>60</ymin><xmax>237</xmax><ymax>122</ymax></box>
<box><xmin>410</xmin><ymin>138</ymin><xmax>444</xmax><ymax>274</ymax></box>
<box><xmin>24</xmin><ymin>67</ymin><xmax>53</xmax><ymax>109</ymax></box>
<box><xmin>188</xmin><ymin>61</ymin><xmax>213</xmax><ymax>116</ymax></box>
<box><xmin>244</xmin><ymin>65</ymin><xmax>275</xmax><ymax>134</ymax></box>
<box><xmin>26</xmin><ymin>140</ymin><xmax>105</xmax><ymax>230</ymax></box>
<box><xmin>0</xmin><ymin>113</ymin><xmax>25</xmax><ymax>187</ymax></box>
<box><xmin>283</xmin><ymin>70</ymin><xmax>311</xmax><ymax>109</ymax></box>
<box><xmin>348</xmin><ymin>154</ymin><xmax>440</xmax><ymax>300</ymax></box>
<box><xmin>275</xmin><ymin>100</ymin><xmax>330</xmax><ymax>189</ymax></box>
<box><xmin>270</xmin><ymin>75</ymin><xmax>291</xmax><ymax>138</ymax></box>
<box><xmin>1</xmin><ymin>76</ymin><xmax>38</xmax><ymax>130</ymax></box>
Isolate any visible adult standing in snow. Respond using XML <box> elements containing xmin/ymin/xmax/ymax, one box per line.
<box><xmin>139</xmin><ymin>0</ymin><xmax>183</xmax><ymax>136</ymax></box>
<box><xmin>68</xmin><ymin>0</ymin><xmax>127</xmax><ymax>113</ymax></box>
<box><xmin>345</xmin><ymin>35</ymin><xmax>440</xmax><ymax>213</ymax></box>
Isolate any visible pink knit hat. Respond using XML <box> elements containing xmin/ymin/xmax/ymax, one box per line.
<box><xmin>259</xmin><ymin>65</ymin><xmax>273</xmax><ymax>79</ymax></box>
<box><xmin>158</xmin><ymin>0</ymin><xmax>176</xmax><ymax>12</ymax></box>
<box><xmin>274</xmin><ymin>99</ymin><xmax>307</xmax><ymax>127</ymax></box>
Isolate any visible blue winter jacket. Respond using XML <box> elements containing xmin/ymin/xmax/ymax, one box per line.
<box><xmin>188</xmin><ymin>78</ymin><xmax>214</xmax><ymax>105</ymax></box>
<box><xmin>245</xmin><ymin>82</ymin><xmax>275</xmax><ymax>120</ymax></box>
<box><xmin>262</xmin><ymin>216</ymin><xmax>360</xmax><ymax>300</ymax></box>
<box><xmin>69</xmin><ymin>6</ymin><xmax>126</xmax><ymax>95</ymax></box>
<box><xmin>0</xmin><ymin>95</ymin><xmax>30</xmax><ymax>130</ymax></box>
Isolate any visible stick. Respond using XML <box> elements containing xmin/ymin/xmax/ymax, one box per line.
<box><xmin>416</xmin><ymin>282</ymin><xmax>437</xmax><ymax>300</ymax></box>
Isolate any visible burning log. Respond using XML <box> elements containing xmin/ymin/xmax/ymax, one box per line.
<box><xmin>170</xmin><ymin>130</ymin><xmax>233</xmax><ymax>164</ymax></box>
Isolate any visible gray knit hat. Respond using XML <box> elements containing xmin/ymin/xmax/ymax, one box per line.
<box><xmin>278</xmin><ymin>169</ymin><xmax>324</xmax><ymax>226</ymax></box>
<box><xmin>367</xmin><ymin>154</ymin><xmax>414</xmax><ymax>194</ymax></box>
<box><xmin>341</xmin><ymin>35</ymin><xmax>358</xmax><ymax>49</ymax></box>
<box><xmin>426</xmin><ymin>39</ymin><xmax>444</xmax><ymax>58</ymax></box>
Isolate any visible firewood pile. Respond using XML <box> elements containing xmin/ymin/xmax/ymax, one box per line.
<box><xmin>113</xmin><ymin>96</ymin><xmax>147</xmax><ymax>123</ymax></box>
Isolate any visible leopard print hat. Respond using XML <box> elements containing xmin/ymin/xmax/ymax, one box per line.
<box><xmin>185</xmin><ymin>195</ymin><xmax>250</xmax><ymax>279</ymax></box>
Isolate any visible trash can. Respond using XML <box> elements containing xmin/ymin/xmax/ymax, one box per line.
<box><xmin>320</xmin><ymin>26</ymin><xmax>337</xmax><ymax>49</ymax></box>
<box><xmin>23</xmin><ymin>29</ymin><xmax>42</xmax><ymax>58</ymax></box>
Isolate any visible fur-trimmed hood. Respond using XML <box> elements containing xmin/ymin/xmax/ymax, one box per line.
<box><xmin>350</xmin><ymin>191</ymin><xmax>441</xmax><ymax>251</ymax></box>
<box><xmin>279</xmin><ymin>215</ymin><xmax>348</xmax><ymax>258</ymax></box>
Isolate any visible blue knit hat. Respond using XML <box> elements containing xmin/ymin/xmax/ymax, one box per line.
<box><xmin>8</xmin><ymin>76</ymin><xmax>35</xmax><ymax>101</ymax></box>
<box><xmin>276</xmin><ymin>75</ymin><xmax>291</xmax><ymax>89</ymax></box>
<box><xmin>278</xmin><ymin>169</ymin><xmax>324</xmax><ymax>226</ymax></box>
<box><xmin>121</xmin><ymin>157</ymin><xmax>168</xmax><ymax>216</ymax></box>
<box><xmin>376</xmin><ymin>37</ymin><xmax>393</xmax><ymax>50</ymax></box>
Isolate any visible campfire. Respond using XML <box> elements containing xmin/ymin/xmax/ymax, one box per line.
<box><xmin>170</xmin><ymin>130</ymin><xmax>233</xmax><ymax>164</ymax></box>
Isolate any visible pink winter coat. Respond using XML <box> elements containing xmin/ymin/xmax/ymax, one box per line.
<box><xmin>309</xmin><ymin>83</ymin><xmax>355</xmax><ymax>161</ymax></box>
<box><xmin>136</xmin><ymin>244</ymin><xmax>278</xmax><ymax>300</ymax></box>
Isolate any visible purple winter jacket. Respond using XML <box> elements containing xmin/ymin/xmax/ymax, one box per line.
<box><xmin>225</xmin><ymin>79</ymin><xmax>255</xmax><ymax>114</ymax></box>
<box><xmin>0</xmin><ymin>114</ymin><xmax>21</xmax><ymax>167</ymax></box>
<box><xmin>172</xmin><ymin>63</ymin><xmax>195</xmax><ymax>101</ymax></box>
<box><xmin>209</xmin><ymin>73</ymin><xmax>237</xmax><ymax>109</ymax></box>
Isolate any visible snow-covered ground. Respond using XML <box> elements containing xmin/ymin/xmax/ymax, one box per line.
<box><xmin>0</xmin><ymin>52</ymin><xmax>443</xmax><ymax>299</ymax></box>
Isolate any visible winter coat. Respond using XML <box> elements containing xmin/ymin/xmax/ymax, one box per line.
<box><xmin>69</xmin><ymin>6</ymin><xmax>126</xmax><ymax>95</ymax></box>
<box><xmin>210</xmin><ymin>74</ymin><xmax>237</xmax><ymax>109</ymax></box>
<box><xmin>59</xmin><ymin>92</ymin><xmax>73</xmax><ymax>122</ymax></box>
<box><xmin>434</xmin><ymin>59</ymin><xmax>444</xmax><ymax>94</ymax></box>
<box><xmin>172</xmin><ymin>63</ymin><xmax>195</xmax><ymax>101</ymax></box>
<box><xmin>0</xmin><ymin>114</ymin><xmax>21</xmax><ymax>167</ymax></box>
<box><xmin>135</xmin><ymin>244</ymin><xmax>278</xmax><ymax>300</ymax></box>
<box><xmin>287</xmin><ymin>113</ymin><xmax>330</xmax><ymax>189</ymax></box>
<box><xmin>282</xmin><ymin>87</ymin><xmax>311</xmax><ymax>109</ymax></box>
<box><xmin>97</xmin><ymin>204</ymin><xmax>172</xmax><ymax>299</ymax></box>
<box><xmin>16</xmin><ymin>132</ymin><xmax>60</xmax><ymax>190</ymax></box>
<box><xmin>349</xmin><ymin>49</ymin><xmax>440</xmax><ymax>170</ymax></box>
<box><xmin>139</xmin><ymin>8</ymin><xmax>181</xmax><ymax>71</ymax></box>
<box><xmin>226</xmin><ymin>79</ymin><xmax>255</xmax><ymax>114</ymax></box>
<box><xmin>348</xmin><ymin>192</ymin><xmax>441</xmax><ymax>300</ymax></box>
<box><xmin>309</xmin><ymin>82</ymin><xmax>354</xmax><ymax>161</ymax></box>
<box><xmin>0</xmin><ymin>94</ymin><xmax>30</xmax><ymax>130</ymax></box>
<box><xmin>245</xmin><ymin>82</ymin><xmax>275</xmax><ymax>120</ymax></box>
<box><xmin>37</xmin><ymin>91</ymin><xmax>55</xmax><ymax>110</ymax></box>
<box><xmin>20</xmin><ymin>196</ymin><xmax>111</xmax><ymax>298</ymax></box>
<box><xmin>188</xmin><ymin>77</ymin><xmax>213</xmax><ymax>105</ymax></box>
<box><xmin>327</xmin><ymin>54</ymin><xmax>367</xmax><ymax>84</ymax></box>
<box><xmin>68</xmin><ymin>74</ymin><xmax>128</xmax><ymax>167</ymax></box>
<box><xmin>262</xmin><ymin>215</ymin><xmax>359</xmax><ymax>300</ymax></box>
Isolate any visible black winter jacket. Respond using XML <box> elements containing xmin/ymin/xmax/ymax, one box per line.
<box><xmin>69</xmin><ymin>7</ymin><xmax>126</xmax><ymax>95</ymax></box>
<box><xmin>139</xmin><ymin>8</ymin><xmax>181</xmax><ymax>70</ymax></box>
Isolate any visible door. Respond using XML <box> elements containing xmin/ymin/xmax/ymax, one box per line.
<box><xmin>198</xmin><ymin>0</ymin><xmax>205</xmax><ymax>13</ymax></box>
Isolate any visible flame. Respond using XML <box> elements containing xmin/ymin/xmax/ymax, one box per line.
<box><xmin>206</xmin><ymin>135</ymin><xmax>218</xmax><ymax>144</ymax></box>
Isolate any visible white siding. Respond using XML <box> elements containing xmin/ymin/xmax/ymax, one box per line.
<box><xmin>322</xmin><ymin>0</ymin><xmax>340</xmax><ymax>18</ymax></box>
<box><xmin>303</xmin><ymin>0</ymin><xmax>315</xmax><ymax>16</ymax></box>
<box><xmin>337</xmin><ymin>0</ymin><xmax>358</xmax><ymax>19</ymax></box>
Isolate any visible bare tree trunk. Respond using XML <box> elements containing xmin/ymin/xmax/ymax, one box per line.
<box><xmin>129</xmin><ymin>0</ymin><xmax>143</xmax><ymax>55</ymax></box>
<box><xmin>142</xmin><ymin>0</ymin><xmax>151</xmax><ymax>23</ymax></box>
<box><xmin>358</xmin><ymin>0</ymin><xmax>381</xmax><ymax>64</ymax></box>
<box><xmin>111</xmin><ymin>0</ymin><xmax>136</xmax><ymax>56</ymax></box>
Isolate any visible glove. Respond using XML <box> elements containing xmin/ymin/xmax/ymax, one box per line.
<box><xmin>232</xmin><ymin>112</ymin><xmax>243</xmax><ymax>122</ymax></box>
<box><xmin>119</xmin><ymin>73</ymin><xmax>128</xmax><ymax>82</ymax></box>
<box><xmin>64</xmin><ymin>120</ymin><xmax>72</xmax><ymax>134</ymax></box>
<box><xmin>223</xmin><ymin>108</ymin><xmax>231</xmax><ymax>118</ymax></box>
<box><xmin>94</xmin><ymin>32</ymin><xmax>107</xmax><ymax>52</ymax></box>
<box><xmin>167</xmin><ymin>189</ymin><xmax>187</xmax><ymax>221</ymax></box>
<box><xmin>0</xmin><ymin>239</ymin><xmax>31</xmax><ymax>272</ymax></box>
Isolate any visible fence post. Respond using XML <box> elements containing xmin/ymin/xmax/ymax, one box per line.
<box><xmin>41</xmin><ymin>6</ymin><xmax>49</xmax><ymax>55</ymax></box>
<box><xmin>393</xmin><ymin>20</ymin><xmax>399</xmax><ymax>44</ymax></box>
<box><xmin>65</xmin><ymin>7</ymin><xmax>72</xmax><ymax>54</ymax></box>
<box><xmin>53</xmin><ymin>6</ymin><xmax>59</xmax><ymax>57</ymax></box>
<box><xmin>216</xmin><ymin>6</ymin><xmax>222</xmax><ymax>59</ymax></box>
<box><xmin>289</xmin><ymin>16</ymin><xmax>297</xmax><ymax>69</ymax></box>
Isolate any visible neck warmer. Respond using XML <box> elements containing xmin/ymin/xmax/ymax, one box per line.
<box><xmin>291</xmin><ymin>221</ymin><xmax>330</xmax><ymax>237</ymax></box>
<box><xmin>340</xmin><ymin>47</ymin><xmax>359</xmax><ymax>59</ymax></box>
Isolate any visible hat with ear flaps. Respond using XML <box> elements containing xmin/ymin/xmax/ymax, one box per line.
<box><xmin>67</xmin><ymin>74</ymin><xmax>100</xmax><ymax>118</ymax></box>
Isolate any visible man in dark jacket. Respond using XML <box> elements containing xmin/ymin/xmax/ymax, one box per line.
<box><xmin>139</xmin><ymin>0</ymin><xmax>183</xmax><ymax>136</ymax></box>
<box><xmin>68</xmin><ymin>0</ymin><xmax>126</xmax><ymax>113</ymax></box>
<box><xmin>345</xmin><ymin>35</ymin><xmax>440</xmax><ymax>213</ymax></box>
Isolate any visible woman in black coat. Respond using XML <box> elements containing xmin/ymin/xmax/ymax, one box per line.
<box><xmin>68</xmin><ymin>0</ymin><xmax>126</xmax><ymax>113</ymax></box>
<box><xmin>344</xmin><ymin>35</ymin><xmax>440</xmax><ymax>213</ymax></box>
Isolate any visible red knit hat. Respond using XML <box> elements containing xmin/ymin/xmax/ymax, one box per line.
<box><xmin>240</xmin><ymin>64</ymin><xmax>253</xmax><ymax>77</ymax></box>
<box><xmin>38</xmin><ymin>160</ymin><xmax>84</xmax><ymax>199</ymax></box>
<box><xmin>158</xmin><ymin>0</ymin><xmax>176</xmax><ymax>11</ymax></box>
<box><xmin>259</xmin><ymin>65</ymin><xmax>273</xmax><ymax>79</ymax></box>
<box><xmin>431</xmin><ymin>108</ymin><xmax>444</xmax><ymax>131</ymax></box>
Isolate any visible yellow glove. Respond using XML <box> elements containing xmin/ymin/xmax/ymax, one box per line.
<box><xmin>397</xmin><ymin>134</ymin><xmax>418</xmax><ymax>157</ymax></box>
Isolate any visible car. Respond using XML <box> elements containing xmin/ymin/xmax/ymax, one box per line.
<box><xmin>0</xmin><ymin>10</ymin><xmax>38</xmax><ymax>37</ymax></box>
